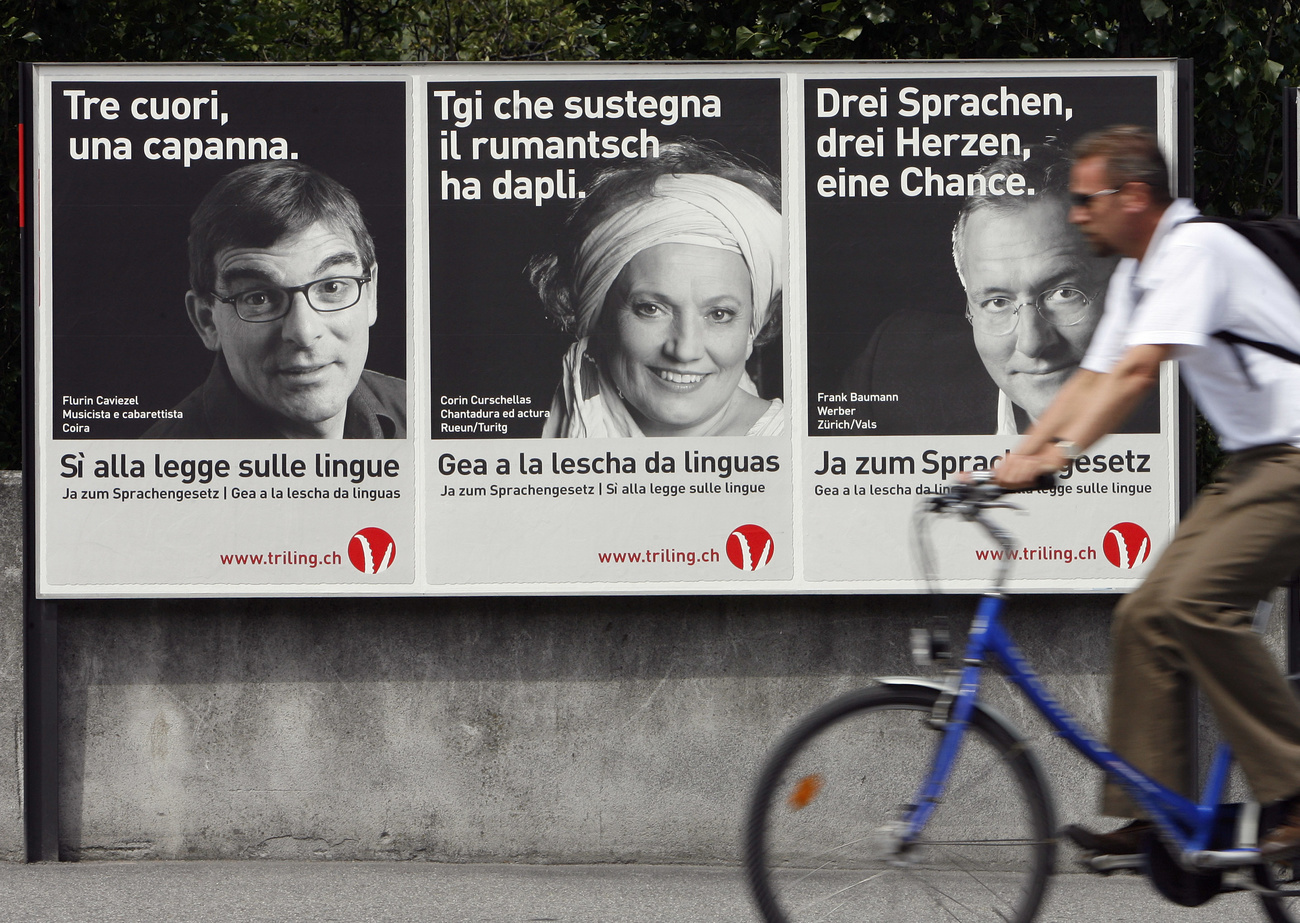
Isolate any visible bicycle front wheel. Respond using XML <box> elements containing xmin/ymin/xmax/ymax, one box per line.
<box><xmin>744</xmin><ymin>685</ymin><xmax>1055</xmax><ymax>923</ymax></box>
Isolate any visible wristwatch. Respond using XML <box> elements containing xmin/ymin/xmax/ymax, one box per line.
<box><xmin>1053</xmin><ymin>439</ymin><xmax>1082</xmax><ymax>463</ymax></box>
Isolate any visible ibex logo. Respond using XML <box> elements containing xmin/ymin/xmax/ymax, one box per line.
<box><xmin>349</xmin><ymin>527</ymin><xmax>396</xmax><ymax>574</ymax></box>
<box><xmin>1103</xmin><ymin>522</ymin><xmax>1151</xmax><ymax>569</ymax></box>
<box><xmin>727</xmin><ymin>524</ymin><xmax>774</xmax><ymax>572</ymax></box>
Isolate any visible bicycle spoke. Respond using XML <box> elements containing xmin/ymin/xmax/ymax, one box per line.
<box><xmin>773</xmin><ymin>835</ymin><xmax>879</xmax><ymax>890</ymax></box>
<box><xmin>917</xmin><ymin>838</ymin><xmax>1046</xmax><ymax>847</ymax></box>
<box><xmin>941</xmin><ymin>841</ymin><xmax>1030</xmax><ymax>910</ymax></box>
<box><xmin>789</xmin><ymin>870</ymin><xmax>892</xmax><ymax>919</ymax></box>
<box><xmin>901</xmin><ymin>865</ymin><xmax>985</xmax><ymax>921</ymax></box>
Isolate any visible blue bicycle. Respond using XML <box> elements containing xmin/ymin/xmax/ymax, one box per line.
<box><xmin>743</xmin><ymin>476</ymin><xmax>1300</xmax><ymax>923</ymax></box>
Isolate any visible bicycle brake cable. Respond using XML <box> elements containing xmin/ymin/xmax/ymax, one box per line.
<box><xmin>911</xmin><ymin>500</ymin><xmax>943</xmax><ymax>597</ymax></box>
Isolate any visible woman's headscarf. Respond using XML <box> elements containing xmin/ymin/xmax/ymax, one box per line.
<box><xmin>543</xmin><ymin>172</ymin><xmax>785</xmax><ymax>438</ymax></box>
<box><xmin>569</xmin><ymin>173</ymin><xmax>783</xmax><ymax>338</ymax></box>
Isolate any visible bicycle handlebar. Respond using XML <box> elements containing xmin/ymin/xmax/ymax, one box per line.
<box><xmin>914</xmin><ymin>472</ymin><xmax>1057</xmax><ymax>593</ymax></box>
<box><xmin>923</xmin><ymin>472</ymin><xmax>1057</xmax><ymax>517</ymax></box>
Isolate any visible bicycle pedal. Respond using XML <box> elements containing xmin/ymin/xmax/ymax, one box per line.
<box><xmin>1081</xmin><ymin>852</ymin><xmax>1143</xmax><ymax>875</ymax></box>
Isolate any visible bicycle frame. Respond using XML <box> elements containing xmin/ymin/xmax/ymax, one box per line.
<box><xmin>905</xmin><ymin>491</ymin><xmax>1263</xmax><ymax>870</ymax></box>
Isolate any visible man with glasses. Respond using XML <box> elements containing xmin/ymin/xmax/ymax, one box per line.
<box><xmin>145</xmin><ymin>161</ymin><xmax>405</xmax><ymax>439</ymax></box>
<box><xmin>841</xmin><ymin>144</ymin><xmax>1152</xmax><ymax>435</ymax></box>
<box><xmin>951</xmin><ymin>145</ymin><xmax>1117</xmax><ymax>434</ymax></box>
<box><xmin>996</xmin><ymin>125</ymin><xmax>1300</xmax><ymax>860</ymax></box>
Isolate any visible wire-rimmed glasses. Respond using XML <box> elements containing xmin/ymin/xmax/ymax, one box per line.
<box><xmin>965</xmin><ymin>286</ymin><xmax>1097</xmax><ymax>336</ymax></box>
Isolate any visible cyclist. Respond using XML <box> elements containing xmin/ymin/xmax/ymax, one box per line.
<box><xmin>992</xmin><ymin>125</ymin><xmax>1300</xmax><ymax>860</ymax></box>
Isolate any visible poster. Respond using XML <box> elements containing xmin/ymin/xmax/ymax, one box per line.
<box><xmin>799</xmin><ymin>64</ymin><xmax>1179</xmax><ymax>590</ymax></box>
<box><xmin>424</xmin><ymin>74</ymin><xmax>792</xmax><ymax>587</ymax></box>
<box><xmin>36</xmin><ymin>71</ymin><xmax>417</xmax><ymax>592</ymax></box>
<box><xmin>25</xmin><ymin>60</ymin><xmax>1183</xmax><ymax>596</ymax></box>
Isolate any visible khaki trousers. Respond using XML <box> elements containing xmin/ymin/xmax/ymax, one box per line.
<box><xmin>1104</xmin><ymin>445</ymin><xmax>1300</xmax><ymax>817</ymax></box>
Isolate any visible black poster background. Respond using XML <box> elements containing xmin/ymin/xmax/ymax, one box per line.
<box><xmin>804</xmin><ymin>75</ymin><xmax>1157</xmax><ymax>436</ymax></box>
<box><xmin>428</xmin><ymin>77</ymin><xmax>782</xmax><ymax>439</ymax></box>
<box><xmin>49</xmin><ymin>80</ymin><xmax>407</xmax><ymax>439</ymax></box>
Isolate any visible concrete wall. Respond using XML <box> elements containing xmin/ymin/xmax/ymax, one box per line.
<box><xmin>0</xmin><ymin>472</ymin><xmax>1290</xmax><ymax>863</ymax></box>
<box><xmin>50</xmin><ymin>595</ymin><xmax>1122</xmax><ymax>863</ymax></box>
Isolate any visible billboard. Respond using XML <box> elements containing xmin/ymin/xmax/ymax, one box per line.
<box><xmin>24</xmin><ymin>60</ymin><xmax>1184</xmax><ymax>596</ymax></box>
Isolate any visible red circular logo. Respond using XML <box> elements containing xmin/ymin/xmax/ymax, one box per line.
<box><xmin>1103</xmin><ymin>522</ymin><xmax>1151</xmax><ymax>569</ymax></box>
<box><xmin>349</xmin><ymin>527</ymin><xmax>396</xmax><ymax>574</ymax></box>
<box><xmin>727</xmin><ymin>524</ymin><xmax>774</xmax><ymax>572</ymax></box>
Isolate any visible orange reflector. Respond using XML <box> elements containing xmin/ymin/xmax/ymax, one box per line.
<box><xmin>787</xmin><ymin>774</ymin><xmax>824</xmax><ymax>810</ymax></box>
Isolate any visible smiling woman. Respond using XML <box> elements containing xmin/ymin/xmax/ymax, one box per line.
<box><xmin>528</xmin><ymin>141</ymin><xmax>785</xmax><ymax>438</ymax></box>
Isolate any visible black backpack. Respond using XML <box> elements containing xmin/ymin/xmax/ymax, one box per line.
<box><xmin>1186</xmin><ymin>214</ymin><xmax>1300</xmax><ymax>368</ymax></box>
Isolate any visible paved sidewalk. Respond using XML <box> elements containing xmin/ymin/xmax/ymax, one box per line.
<box><xmin>0</xmin><ymin>860</ymin><xmax>1282</xmax><ymax>923</ymax></box>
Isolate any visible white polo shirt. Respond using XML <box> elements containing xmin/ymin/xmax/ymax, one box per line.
<box><xmin>1081</xmin><ymin>199</ymin><xmax>1300</xmax><ymax>451</ymax></box>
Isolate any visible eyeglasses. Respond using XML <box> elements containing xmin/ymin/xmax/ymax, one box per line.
<box><xmin>1068</xmin><ymin>188</ymin><xmax>1120</xmax><ymax>208</ymax></box>
<box><xmin>210</xmin><ymin>274</ymin><xmax>372</xmax><ymax>323</ymax></box>
<box><xmin>965</xmin><ymin>286</ymin><xmax>1097</xmax><ymax>336</ymax></box>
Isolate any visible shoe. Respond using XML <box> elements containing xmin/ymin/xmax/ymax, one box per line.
<box><xmin>1261</xmin><ymin>797</ymin><xmax>1300</xmax><ymax>860</ymax></box>
<box><xmin>1062</xmin><ymin>819</ymin><xmax>1153</xmax><ymax>855</ymax></box>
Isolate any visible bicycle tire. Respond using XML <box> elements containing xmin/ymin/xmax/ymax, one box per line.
<box><xmin>1257</xmin><ymin>857</ymin><xmax>1300</xmax><ymax>922</ymax></box>
<box><xmin>744</xmin><ymin>684</ymin><xmax>1056</xmax><ymax>923</ymax></box>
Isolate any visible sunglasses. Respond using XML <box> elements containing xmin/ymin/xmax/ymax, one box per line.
<box><xmin>1068</xmin><ymin>188</ymin><xmax>1120</xmax><ymax>208</ymax></box>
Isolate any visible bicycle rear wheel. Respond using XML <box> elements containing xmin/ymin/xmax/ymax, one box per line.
<box><xmin>744</xmin><ymin>684</ymin><xmax>1055</xmax><ymax>923</ymax></box>
<box><xmin>1258</xmin><ymin>857</ymin><xmax>1300</xmax><ymax>922</ymax></box>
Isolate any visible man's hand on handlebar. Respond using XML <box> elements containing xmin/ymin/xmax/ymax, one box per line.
<box><xmin>993</xmin><ymin>446</ymin><xmax>1066</xmax><ymax>490</ymax></box>
<box><xmin>954</xmin><ymin>443</ymin><xmax>1066</xmax><ymax>490</ymax></box>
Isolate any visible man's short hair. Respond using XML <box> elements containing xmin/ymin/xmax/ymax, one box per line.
<box><xmin>188</xmin><ymin>161</ymin><xmax>375</xmax><ymax>295</ymax></box>
<box><xmin>1072</xmin><ymin>125</ymin><xmax>1173</xmax><ymax>205</ymax></box>
<box><xmin>951</xmin><ymin>144</ymin><xmax>1073</xmax><ymax>284</ymax></box>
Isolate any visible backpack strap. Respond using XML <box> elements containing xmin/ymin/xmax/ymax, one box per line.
<box><xmin>1211</xmin><ymin>331</ymin><xmax>1300</xmax><ymax>366</ymax></box>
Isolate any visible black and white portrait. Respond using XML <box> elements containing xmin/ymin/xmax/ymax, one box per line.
<box><xmin>427</xmin><ymin>78</ymin><xmax>783</xmax><ymax>439</ymax></box>
<box><xmin>49</xmin><ymin>80</ymin><xmax>407</xmax><ymax>439</ymax></box>
<box><xmin>842</xmin><ymin>145</ymin><xmax>1154</xmax><ymax>435</ymax></box>
<box><xmin>804</xmin><ymin>75</ymin><xmax>1161</xmax><ymax>436</ymax></box>
<box><xmin>144</xmin><ymin>161</ymin><xmax>405</xmax><ymax>439</ymax></box>
<box><xmin>529</xmin><ymin>141</ymin><xmax>784</xmax><ymax>438</ymax></box>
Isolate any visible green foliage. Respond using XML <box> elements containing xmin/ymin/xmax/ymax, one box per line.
<box><xmin>216</xmin><ymin>0</ymin><xmax>596</xmax><ymax>61</ymax></box>
<box><xmin>1195</xmin><ymin>413</ymin><xmax>1227</xmax><ymax>488</ymax></box>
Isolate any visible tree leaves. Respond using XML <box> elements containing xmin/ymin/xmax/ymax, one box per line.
<box><xmin>1141</xmin><ymin>0</ymin><xmax>1170</xmax><ymax>21</ymax></box>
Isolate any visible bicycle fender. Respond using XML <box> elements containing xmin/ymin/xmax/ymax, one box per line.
<box><xmin>874</xmin><ymin>676</ymin><xmax>1051</xmax><ymax>789</ymax></box>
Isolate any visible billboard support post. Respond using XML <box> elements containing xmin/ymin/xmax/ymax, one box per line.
<box><xmin>1285</xmin><ymin>87</ymin><xmax>1299</xmax><ymax>688</ymax></box>
<box><xmin>22</xmin><ymin>601</ymin><xmax>58</xmax><ymax>862</ymax></box>
<box><xmin>20</xmin><ymin>63</ymin><xmax>58</xmax><ymax>863</ymax></box>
